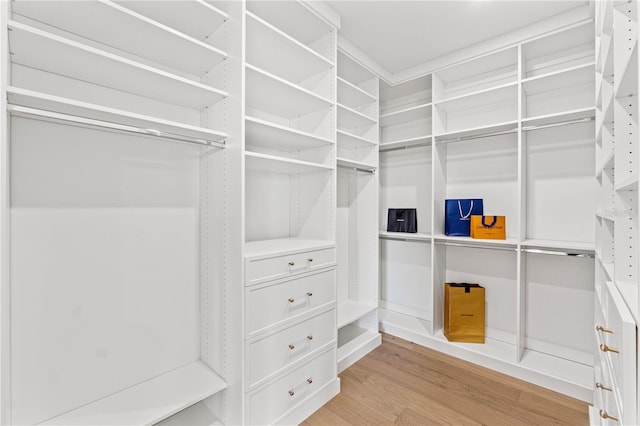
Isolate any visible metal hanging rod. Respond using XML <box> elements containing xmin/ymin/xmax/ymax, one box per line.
<box><xmin>379</xmin><ymin>141</ymin><xmax>432</xmax><ymax>153</ymax></box>
<box><xmin>379</xmin><ymin>234</ymin><xmax>431</xmax><ymax>243</ymax></box>
<box><xmin>337</xmin><ymin>163</ymin><xmax>376</xmax><ymax>174</ymax></box>
<box><xmin>7</xmin><ymin>104</ymin><xmax>226</xmax><ymax>149</ymax></box>
<box><xmin>521</xmin><ymin>248</ymin><xmax>595</xmax><ymax>258</ymax></box>
<box><xmin>435</xmin><ymin>128</ymin><xmax>518</xmax><ymax>144</ymax></box>
<box><xmin>522</xmin><ymin>116</ymin><xmax>594</xmax><ymax>132</ymax></box>
<box><xmin>434</xmin><ymin>240</ymin><xmax>518</xmax><ymax>252</ymax></box>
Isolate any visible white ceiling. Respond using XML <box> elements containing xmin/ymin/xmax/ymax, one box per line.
<box><xmin>324</xmin><ymin>0</ymin><xmax>589</xmax><ymax>76</ymax></box>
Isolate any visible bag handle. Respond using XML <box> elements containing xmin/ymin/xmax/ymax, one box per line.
<box><xmin>481</xmin><ymin>216</ymin><xmax>497</xmax><ymax>228</ymax></box>
<box><xmin>457</xmin><ymin>200</ymin><xmax>474</xmax><ymax>220</ymax></box>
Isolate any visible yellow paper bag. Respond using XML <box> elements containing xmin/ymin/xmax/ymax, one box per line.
<box><xmin>444</xmin><ymin>283</ymin><xmax>485</xmax><ymax>343</ymax></box>
<box><xmin>470</xmin><ymin>215</ymin><xmax>506</xmax><ymax>240</ymax></box>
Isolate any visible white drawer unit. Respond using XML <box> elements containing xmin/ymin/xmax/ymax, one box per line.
<box><xmin>246</xmin><ymin>308</ymin><xmax>336</xmax><ymax>389</ymax></box>
<box><xmin>593</xmin><ymin>282</ymin><xmax>637</xmax><ymax>425</ymax></box>
<box><xmin>247</xmin><ymin>348</ymin><xmax>336</xmax><ymax>426</ymax></box>
<box><xmin>245</xmin><ymin>247</ymin><xmax>336</xmax><ymax>286</ymax></box>
<box><xmin>246</xmin><ymin>268</ymin><xmax>336</xmax><ymax>336</ymax></box>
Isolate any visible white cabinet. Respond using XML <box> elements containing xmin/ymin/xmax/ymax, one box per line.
<box><xmin>592</xmin><ymin>1</ymin><xmax>640</xmax><ymax>424</ymax></box>
<box><xmin>242</xmin><ymin>2</ymin><xmax>339</xmax><ymax>423</ymax></box>
<box><xmin>1</xmin><ymin>1</ymin><xmax>238</xmax><ymax>424</ymax></box>
<box><xmin>379</xmin><ymin>19</ymin><xmax>595</xmax><ymax>401</ymax></box>
<box><xmin>335</xmin><ymin>50</ymin><xmax>381</xmax><ymax>372</ymax></box>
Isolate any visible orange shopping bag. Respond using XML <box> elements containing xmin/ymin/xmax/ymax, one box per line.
<box><xmin>444</xmin><ymin>283</ymin><xmax>485</xmax><ymax>343</ymax></box>
<box><xmin>470</xmin><ymin>215</ymin><xmax>506</xmax><ymax>240</ymax></box>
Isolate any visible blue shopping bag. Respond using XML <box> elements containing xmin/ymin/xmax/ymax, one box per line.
<box><xmin>445</xmin><ymin>199</ymin><xmax>483</xmax><ymax>236</ymax></box>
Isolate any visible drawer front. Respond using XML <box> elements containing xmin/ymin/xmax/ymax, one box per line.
<box><xmin>596</xmin><ymin>282</ymin><xmax>636</xmax><ymax>425</ymax></box>
<box><xmin>246</xmin><ymin>268</ymin><xmax>335</xmax><ymax>335</ymax></box>
<box><xmin>247</xmin><ymin>309</ymin><xmax>336</xmax><ymax>388</ymax></box>
<box><xmin>245</xmin><ymin>247</ymin><xmax>336</xmax><ymax>285</ymax></box>
<box><xmin>248</xmin><ymin>348</ymin><xmax>336</xmax><ymax>426</ymax></box>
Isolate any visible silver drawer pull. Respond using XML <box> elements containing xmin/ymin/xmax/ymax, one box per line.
<box><xmin>596</xmin><ymin>325</ymin><xmax>614</xmax><ymax>333</ymax></box>
<box><xmin>288</xmin><ymin>261</ymin><xmax>295</xmax><ymax>266</ymax></box>
<box><xmin>600</xmin><ymin>410</ymin><xmax>619</xmax><ymax>422</ymax></box>
<box><xmin>596</xmin><ymin>382</ymin><xmax>613</xmax><ymax>392</ymax></box>
<box><xmin>288</xmin><ymin>390</ymin><xmax>295</xmax><ymax>396</ymax></box>
<box><xmin>288</xmin><ymin>298</ymin><xmax>295</xmax><ymax>303</ymax></box>
<box><xmin>306</xmin><ymin>292</ymin><xmax>313</xmax><ymax>297</ymax></box>
<box><xmin>600</xmin><ymin>343</ymin><xmax>620</xmax><ymax>354</ymax></box>
<box><xmin>288</xmin><ymin>344</ymin><xmax>295</xmax><ymax>350</ymax></box>
<box><xmin>307</xmin><ymin>377</ymin><xmax>313</xmax><ymax>384</ymax></box>
<box><xmin>307</xmin><ymin>335</ymin><xmax>313</xmax><ymax>341</ymax></box>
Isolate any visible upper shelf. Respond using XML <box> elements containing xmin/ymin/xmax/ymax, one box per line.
<box><xmin>435</xmin><ymin>120</ymin><xmax>518</xmax><ymax>142</ymax></box>
<box><xmin>40</xmin><ymin>361</ymin><xmax>226</xmax><ymax>426</ymax></box>
<box><xmin>522</xmin><ymin>63</ymin><xmax>595</xmax><ymax>95</ymax></box>
<box><xmin>246</xmin><ymin>11</ymin><xmax>334</xmax><ymax>86</ymax></box>
<box><xmin>245</xmin><ymin>116</ymin><xmax>334</xmax><ymax>152</ymax></box>
<box><xmin>7</xmin><ymin>87</ymin><xmax>227</xmax><ymax>143</ymax></box>
<box><xmin>245</xmin><ymin>64</ymin><xmax>333</xmax><ymax>119</ymax></box>
<box><xmin>114</xmin><ymin>0</ymin><xmax>227</xmax><ymax>41</ymax></box>
<box><xmin>380</xmin><ymin>103</ymin><xmax>432</xmax><ymax>128</ymax></box>
<box><xmin>338</xmin><ymin>104</ymin><xmax>377</xmax><ymax>129</ymax></box>
<box><xmin>8</xmin><ymin>21</ymin><xmax>226</xmax><ymax>110</ymax></box>
<box><xmin>337</xmin><ymin>130</ymin><xmax>377</xmax><ymax>150</ymax></box>
<box><xmin>245</xmin><ymin>151</ymin><xmax>334</xmax><ymax>174</ymax></box>
<box><xmin>521</xmin><ymin>107</ymin><xmax>596</xmax><ymax>131</ymax></box>
<box><xmin>337</xmin><ymin>77</ymin><xmax>376</xmax><ymax>110</ymax></box>
<box><xmin>337</xmin><ymin>157</ymin><xmax>377</xmax><ymax>173</ymax></box>
<box><xmin>11</xmin><ymin>0</ymin><xmax>227</xmax><ymax>76</ymax></box>
<box><xmin>337</xmin><ymin>50</ymin><xmax>376</xmax><ymax>94</ymax></box>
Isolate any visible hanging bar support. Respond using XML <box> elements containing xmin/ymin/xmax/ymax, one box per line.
<box><xmin>7</xmin><ymin>104</ymin><xmax>226</xmax><ymax>148</ymax></box>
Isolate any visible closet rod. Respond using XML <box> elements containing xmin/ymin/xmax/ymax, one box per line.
<box><xmin>7</xmin><ymin>105</ymin><xmax>226</xmax><ymax>148</ymax></box>
<box><xmin>435</xmin><ymin>128</ymin><xmax>518</xmax><ymax>144</ymax></box>
<box><xmin>435</xmin><ymin>240</ymin><xmax>517</xmax><ymax>252</ymax></box>
<box><xmin>337</xmin><ymin>164</ymin><xmax>376</xmax><ymax>174</ymax></box>
<box><xmin>521</xmin><ymin>116</ymin><xmax>594</xmax><ymax>132</ymax></box>
<box><xmin>379</xmin><ymin>234</ymin><xmax>431</xmax><ymax>243</ymax></box>
<box><xmin>522</xmin><ymin>248</ymin><xmax>595</xmax><ymax>258</ymax></box>
<box><xmin>379</xmin><ymin>141</ymin><xmax>432</xmax><ymax>153</ymax></box>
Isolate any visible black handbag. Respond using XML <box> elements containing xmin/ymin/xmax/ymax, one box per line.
<box><xmin>387</xmin><ymin>208</ymin><xmax>417</xmax><ymax>233</ymax></box>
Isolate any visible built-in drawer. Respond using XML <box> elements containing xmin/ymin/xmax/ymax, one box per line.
<box><xmin>245</xmin><ymin>247</ymin><xmax>336</xmax><ymax>286</ymax></box>
<box><xmin>247</xmin><ymin>308</ymin><xmax>336</xmax><ymax>389</ymax></box>
<box><xmin>248</xmin><ymin>348</ymin><xmax>336</xmax><ymax>426</ymax></box>
<box><xmin>594</xmin><ymin>281</ymin><xmax>636</xmax><ymax>425</ymax></box>
<box><xmin>246</xmin><ymin>268</ymin><xmax>335</xmax><ymax>336</ymax></box>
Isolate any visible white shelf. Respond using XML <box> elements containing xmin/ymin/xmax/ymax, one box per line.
<box><xmin>245</xmin><ymin>151</ymin><xmax>333</xmax><ymax>174</ymax></box>
<box><xmin>7</xmin><ymin>86</ymin><xmax>227</xmax><ymax>143</ymax></box>
<box><xmin>337</xmin><ymin>325</ymin><xmax>381</xmax><ymax>370</ymax></box>
<box><xmin>337</xmin><ymin>77</ymin><xmax>376</xmax><ymax>108</ymax></box>
<box><xmin>518</xmin><ymin>349</ymin><xmax>593</xmax><ymax>391</ymax></box>
<box><xmin>337</xmin><ymin>299</ymin><xmax>377</xmax><ymax>328</ymax></box>
<box><xmin>595</xmin><ymin>210</ymin><xmax>616</xmax><ymax>222</ymax></box>
<box><xmin>379</xmin><ymin>103</ymin><xmax>432</xmax><ymax>128</ymax></box>
<box><xmin>521</xmin><ymin>239</ymin><xmax>596</xmax><ymax>254</ymax></box>
<box><xmin>244</xmin><ymin>238</ymin><xmax>335</xmax><ymax>259</ymax></box>
<box><xmin>379</xmin><ymin>231</ymin><xmax>432</xmax><ymax>242</ymax></box>
<box><xmin>379</xmin><ymin>135</ymin><xmax>432</xmax><ymax>152</ymax></box>
<box><xmin>41</xmin><ymin>361</ymin><xmax>226</xmax><ymax>425</ymax></box>
<box><xmin>245</xmin><ymin>116</ymin><xmax>333</xmax><ymax>152</ymax></box>
<box><xmin>114</xmin><ymin>0</ymin><xmax>227</xmax><ymax>41</ymax></box>
<box><xmin>246</xmin><ymin>11</ymin><xmax>333</xmax><ymax>85</ymax></box>
<box><xmin>521</xmin><ymin>62</ymin><xmax>596</xmax><ymax>89</ymax></box>
<box><xmin>521</xmin><ymin>107</ymin><xmax>596</xmax><ymax>130</ymax></box>
<box><xmin>615</xmin><ymin>280</ymin><xmax>639</xmax><ymax>324</ymax></box>
<box><xmin>434</xmin><ymin>235</ymin><xmax>518</xmax><ymax>250</ymax></box>
<box><xmin>8</xmin><ymin>21</ymin><xmax>226</xmax><ymax>110</ymax></box>
<box><xmin>336</xmin><ymin>157</ymin><xmax>376</xmax><ymax>173</ymax></box>
<box><xmin>337</xmin><ymin>129</ymin><xmax>377</xmax><ymax>150</ymax></box>
<box><xmin>156</xmin><ymin>402</ymin><xmax>223</xmax><ymax>426</ymax></box>
<box><xmin>435</xmin><ymin>120</ymin><xmax>518</xmax><ymax>142</ymax></box>
<box><xmin>337</xmin><ymin>50</ymin><xmax>376</xmax><ymax>91</ymax></box>
<box><xmin>615</xmin><ymin>172</ymin><xmax>639</xmax><ymax>191</ymax></box>
<box><xmin>615</xmin><ymin>42</ymin><xmax>639</xmax><ymax>98</ymax></box>
<box><xmin>434</xmin><ymin>81</ymin><xmax>518</xmax><ymax>107</ymax></box>
<box><xmin>246</xmin><ymin>64</ymin><xmax>333</xmax><ymax>119</ymax></box>
<box><xmin>12</xmin><ymin>0</ymin><xmax>227</xmax><ymax>76</ymax></box>
<box><xmin>338</xmin><ymin>103</ymin><xmax>377</xmax><ymax>128</ymax></box>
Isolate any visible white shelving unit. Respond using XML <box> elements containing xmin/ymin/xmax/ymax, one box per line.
<box><xmin>378</xmin><ymin>19</ymin><xmax>596</xmax><ymax>402</ymax></box>
<box><xmin>1</xmin><ymin>1</ymin><xmax>238</xmax><ymax>424</ymax></box>
<box><xmin>241</xmin><ymin>2</ymin><xmax>339</xmax><ymax>424</ymax></box>
<box><xmin>335</xmin><ymin>49</ymin><xmax>381</xmax><ymax>373</ymax></box>
<box><xmin>593</xmin><ymin>1</ymin><xmax>640</xmax><ymax>424</ymax></box>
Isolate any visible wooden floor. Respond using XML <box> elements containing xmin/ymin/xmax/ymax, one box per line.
<box><xmin>303</xmin><ymin>334</ymin><xmax>590</xmax><ymax>425</ymax></box>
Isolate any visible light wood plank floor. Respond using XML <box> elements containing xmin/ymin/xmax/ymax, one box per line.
<box><xmin>302</xmin><ymin>333</ymin><xmax>589</xmax><ymax>425</ymax></box>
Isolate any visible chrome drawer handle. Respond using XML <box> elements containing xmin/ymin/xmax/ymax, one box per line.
<box><xmin>596</xmin><ymin>325</ymin><xmax>614</xmax><ymax>333</ymax></box>
<box><xmin>288</xmin><ymin>344</ymin><xmax>295</xmax><ymax>350</ymax></box>
<box><xmin>600</xmin><ymin>343</ymin><xmax>620</xmax><ymax>354</ymax></box>
<box><xmin>600</xmin><ymin>410</ymin><xmax>619</xmax><ymax>422</ymax></box>
<box><xmin>307</xmin><ymin>292</ymin><xmax>313</xmax><ymax>297</ymax></box>
<box><xmin>307</xmin><ymin>377</ymin><xmax>313</xmax><ymax>384</ymax></box>
<box><xmin>288</xmin><ymin>298</ymin><xmax>295</xmax><ymax>303</ymax></box>
<box><xmin>596</xmin><ymin>382</ymin><xmax>613</xmax><ymax>392</ymax></box>
<box><xmin>307</xmin><ymin>335</ymin><xmax>313</xmax><ymax>341</ymax></box>
<box><xmin>288</xmin><ymin>261</ymin><xmax>295</xmax><ymax>266</ymax></box>
<box><xmin>307</xmin><ymin>258</ymin><xmax>313</xmax><ymax>262</ymax></box>
<box><xmin>288</xmin><ymin>390</ymin><xmax>295</xmax><ymax>396</ymax></box>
